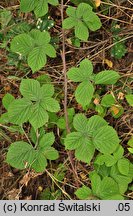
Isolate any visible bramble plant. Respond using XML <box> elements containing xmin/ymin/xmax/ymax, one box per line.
<box><xmin>0</xmin><ymin>0</ymin><xmax>133</xmax><ymax>200</ymax></box>
<box><xmin>63</xmin><ymin>3</ymin><xmax>102</xmax><ymax>41</ymax></box>
<box><xmin>67</xmin><ymin>59</ymin><xmax>120</xmax><ymax>107</ymax></box>
<box><xmin>11</xmin><ymin>30</ymin><xmax>56</xmax><ymax>72</ymax></box>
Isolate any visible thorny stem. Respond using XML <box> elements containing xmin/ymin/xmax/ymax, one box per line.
<box><xmin>60</xmin><ymin>0</ymin><xmax>79</xmax><ymax>187</ymax></box>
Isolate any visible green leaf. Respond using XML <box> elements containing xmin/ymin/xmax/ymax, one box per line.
<box><xmin>75</xmin><ymin>80</ymin><xmax>94</xmax><ymax>106</ymax></box>
<box><xmin>93</xmin><ymin>126</ymin><xmax>120</xmax><ymax>154</ymax></box>
<box><xmin>75</xmin><ymin>186</ymin><xmax>92</xmax><ymax>199</ymax></box>
<box><xmin>20</xmin><ymin>79</ymin><xmax>41</xmax><ymax>101</ymax></box>
<box><xmin>0</xmin><ymin>10</ymin><xmax>12</xmax><ymax>28</ymax></box>
<box><xmin>43</xmin><ymin>147</ymin><xmax>59</xmax><ymax>160</ymax></box>
<box><xmin>76</xmin><ymin>3</ymin><xmax>92</xmax><ymax>18</ymax></box>
<box><xmin>83</xmin><ymin>12</ymin><xmax>102</xmax><ymax>31</ymax></box>
<box><xmin>39</xmin><ymin>132</ymin><xmax>55</xmax><ymax>149</ymax></box>
<box><xmin>80</xmin><ymin>59</ymin><xmax>93</xmax><ymax>76</ymax></box>
<box><xmin>65</xmin><ymin>130</ymin><xmax>95</xmax><ymax>164</ymax></box>
<box><xmin>117</xmin><ymin>159</ymin><xmax>130</xmax><ymax>176</ymax></box>
<box><xmin>31</xmin><ymin>151</ymin><xmax>47</xmax><ymax>172</ymax></box>
<box><xmin>6</xmin><ymin>141</ymin><xmax>34</xmax><ymax>169</ymax></box>
<box><xmin>65</xmin><ymin>132</ymin><xmax>83</xmax><ymax>150</ymax></box>
<box><xmin>101</xmin><ymin>94</ymin><xmax>115</xmax><ymax>107</ymax></box>
<box><xmin>11</xmin><ymin>33</ymin><xmax>34</xmax><ymax>56</ymax></box>
<box><xmin>125</xmin><ymin>94</ymin><xmax>133</xmax><ymax>106</ymax></box>
<box><xmin>95</xmin><ymin>154</ymin><xmax>117</xmax><ymax>167</ymax></box>
<box><xmin>75</xmin><ymin>138</ymin><xmax>95</xmax><ymax>163</ymax></box>
<box><xmin>128</xmin><ymin>137</ymin><xmax>133</xmax><ymax>147</ymax></box>
<box><xmin>73</xmin><ymin>114</ymin><xmax>88</xmax><ymax>132</ymax></box>
<box><xmin>8</xmin><ymin>98</ymin><xmax>32</xmax><ymax>125</ymax></box>
<box><xmin>63</xmin><ymin>17</ymin><xmax>77</xmax><ymax>29</ymax></box>
<box><xmin>41</xmin><ymin>97</ymin><xmax>60</xmax><ymax>112</ymax></box>
<box><xmin>75</xmin><ymin>21</ymin><xmax>89</xmax><ymax>41</ymax></box>
<box><xmin>29</xmin><ymin>30</ymin><xmax>51</xmax><ymax>45</ymax></box>
<box><xmin>28</xmin><ymin>47</ymin><xmax>47</xmax><ymax>73</ymax></box>
<box><xmin>44</xmin><ymin>44</ymin><xmax>56</xmax><ymax>58</ymax></box>
<box><xmin>29</xmin><ymin>103</ymin><xmax>49</xmax><ymax>130</ymax></box>
<box><xmin>41</xmin><ymin>84</ymin><xmax>54</xmax><ymax>97</ymax></box>
<box><xmin>67</xmin><ymin>59</ymin><xmax>93</xmax><ymax>82</ymax></box>
<box><xmin>110</xmin><ymin>164</ymin><xmax>132</xmax><ymax>194</ymax></box>
<box><xmin>87</xmin><ymin>115</ymin><xmax>108</xmax><ymax>136</ymax></box>
<box><xmin>113</xmin><ymin>145</ymin><xmax>124</xmax><ymax>160</ymax></box>
<box><xmin>34</xmin><ymin>0</ymin><xmax>48</xmax><ymax>17</ymax></box>
<box><xmin>66</xmin><ymin>6</ymin><xmax>76</xmax><ymax>17</ymax></box>
<box><xmin>20</xmin><ymin>0</ymin><xmax>37</xmax><ymax>13</ymax></box>
<box><xmin>99</xmin><ymin>177</ymin><xmax>120</xmax><ymax>200</ymax></box>
<box><xmin>90</xmin><ymin>171</ymin><xmax>101</xmax><ymax>196</ymax></box>
<box><xmin>2</xmin><ymin>93</ymin><xmax>15</xmax><ymax>110</ymax></box>
<box><xmin>95</xmin><ymin>70</ymin><xmax>120</xmax><ymax>85</ymax></box>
